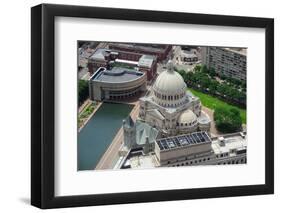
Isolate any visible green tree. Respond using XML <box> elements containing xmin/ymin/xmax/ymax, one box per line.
<box><xmin>200</xmin><ymin>75</ymin><xmax>211</xmax><ymax>89</ymax></box>
<box><xmin>178</xmin><ymin>70</ymin><xmax>187</xmax><ymax>80</ymax></box>
<box><xmin>185</xmin><ymin>72</ymin><xmax>194</xmax><ymax>85</ymax></box>
<box><xmin>78</xmin><ymin>80</ymin><xmax>89</xmax><ymax>106</ymax></box>
<box><xmin>241</xmin><ymin>81</ymin><xmax>246</xmax><ymax>89</ymax></box>
<box><xmin>194</xmin><ymin>65</ymin><xmax>202</xmax><ymax>72</ymax></box>
<box><xmin>220</xmin><ymin>74</ymin><xmax>227</xmax><ymax>80</ymax></box>
<box><xmin>200</xmin><ymin>64</ymin><xmax>208</xmax><ymax>73</ymax></box>
<box><xmin>214</xmin><ymin>107</ymin><xmax>242</xmax><ymax>133</ymax></box>
<box><xmin>208</xmin><ymin>80</ymin><xmax>218</xmax><ymax>95</ymax></box>
<box><xmin>209</xmin><ymin>67</ymin><xmax>216</xmax><ymax>78</ymax></box>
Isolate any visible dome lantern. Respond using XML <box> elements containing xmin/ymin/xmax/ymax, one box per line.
<box><xmin>167</xmin><ymin>60</ymin><xmax>174</xmax><ymax>73</ymax></box>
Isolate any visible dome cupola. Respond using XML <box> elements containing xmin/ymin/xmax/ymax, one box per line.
<box><xmin>177</xmin><ymin>110</ymin><xmax>197</xmax><ymax>125</ymax></box>
<box><xmin>152</xmin><ymin>61</ymin><xmax>187</xmax><ymax>107</ymax></box>
<box><xmin>177</xmin><ymin>109</ymin><xmax>198</xmax><ymax>133</ymax></box>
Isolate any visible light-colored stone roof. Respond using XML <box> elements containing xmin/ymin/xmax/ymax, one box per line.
<box><xmin>177</xmin><ymin>109</ymin><xmax>197</xmax><ymax>124</ymax></box>
<box><xmin>146</xmin><ymin>109</ymin><xmax>165</xmax><ymax>120</ymax></box>
<box><xmin>153</xmin><ymin>61</ymin><xmax>186</xmax><ymax>95</ymax></box>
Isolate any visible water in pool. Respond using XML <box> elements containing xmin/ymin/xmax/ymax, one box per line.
<box><xmin>78</xmin><ymin>102</ymin><xmax>133</xmax><ymax>170</ymax></box>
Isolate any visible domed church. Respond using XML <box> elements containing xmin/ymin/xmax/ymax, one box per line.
<box><xmin>138</xmin><ymin>60</ymin><xmax>211</xmax><ymax>137</ymax></box>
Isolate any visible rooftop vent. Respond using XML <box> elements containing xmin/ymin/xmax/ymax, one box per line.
<box><xmin>218</xmin><ymin>137</ymin><xmax>225</xmax><ymax>146</ymax></box>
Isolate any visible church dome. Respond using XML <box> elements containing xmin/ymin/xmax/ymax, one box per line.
<box><xmin>154</xmin><ymin>61</ymin><xmax>186</xmax><ymax>95</ymax></box>
<box><xmin>178</xmin><ymin>110</ymin><xmax>197</xmax><ymax>125</ymax></box>
<box><xmin>152</xmin><ymin>61</ymin><xmax>187</xmax><ymax>107</ymax></box>
<box><xmin>177</xmin><ymin>109</ymin><xmax>198</xmax><ymax>133</ymax></box>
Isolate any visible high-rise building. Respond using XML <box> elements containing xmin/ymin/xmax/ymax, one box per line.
<box><xmin>201</xmin><ymin>47</ymin><xmax>247</xmax><ymax>81</ymax></box>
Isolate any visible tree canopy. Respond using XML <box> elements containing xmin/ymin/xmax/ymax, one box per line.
<box><xmin>214</xmin><ymin>107</ymin><xmax>242</xmax><ymax>133</ymax></box>
<box><xmin>176</xmin><ymin>64</ymin><xmax>246</xmax><ymax>106</ymax></box>
<box><xmin>78</xmin><ymin>80</ymin><xmax>89</xmax><ymax>106</ymax></box>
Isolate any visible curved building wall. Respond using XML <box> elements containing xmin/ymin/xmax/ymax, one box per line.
<box><xmin>177</xmin><ymin>122</ymin><xmax>198</xmax><ymax>134</ymax></box>
<box><xmin>152</xmin><ymin>89</ymin><xmax>187</xmax><ymax>107</ymax></box>
<box><xmin>89</xmin><ymin>67</ymin><xmax>147</xmax><ymax>101</ymax></box>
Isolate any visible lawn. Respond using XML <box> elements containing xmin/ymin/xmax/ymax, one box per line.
<box><xmin>189</xmin><ymin>88</ymin><xmax>246</xmax><ymax>124</ymax></box>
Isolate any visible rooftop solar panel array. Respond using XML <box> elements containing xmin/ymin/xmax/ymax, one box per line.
<box><xmin>156</xmin><ymin>132</ymin><xmax>211</xmax><ymax>151</ymax></box>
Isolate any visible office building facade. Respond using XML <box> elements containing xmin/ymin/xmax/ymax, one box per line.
<box><xmin>202</xmin><ymin>47</ymin><xmax>247</xmax><ymax>81</ymax></box>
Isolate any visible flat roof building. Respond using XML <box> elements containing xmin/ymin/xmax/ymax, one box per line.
<box><xmin>180</xmin><ymin>50</ymin><xmax>198</xmax><ymax>63</ymax></box>
<box><xmin>108</xmin><ymin>43</ymin><xmax>172</xmax><ymax>61</ymax></box>
<box><xmin>155</xmin><ymin>132</ymin><xmax>213</xmax><ymax>165</ymax></box>
<box><xmin>138</xmin><ymin>55</ymin><xmax>155</xmax><ymax>68</ymax></box>
<box><xmin>211</xmin><ymin>133</ymin><xmax>247</xmax><ymax>165</ymax></box>
<box><xmin>119</xmin><ymin>131</ymin><xmax>247</xmax><ymax>169</ymax></box>
<box><xmin>89</xmin><ymin>67</ymin><xmax>147</xmax><ymax>101</ymax></box>
<box><xmin>154</xmin><ymin>131</ymin><xmax>247</xmax><ymax>167</ymax></box>
<box><xmin>88</xmin><ymin>48</ymin><xmax>157</xmax><ymax>81</ymax></box>
<box><xmin>201</xmin><ymin>47</ymin><xmax>247</xmax><ymax>81</ymax></box>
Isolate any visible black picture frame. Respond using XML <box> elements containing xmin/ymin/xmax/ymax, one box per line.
<box><xmin>31</xmin><ymin>3</ymin><xmax>274</xmax><ymax>209</ymax></box>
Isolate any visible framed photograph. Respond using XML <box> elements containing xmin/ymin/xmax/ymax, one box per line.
<box><xmin>31</xmin><ymin>3</ymin><xmax>274</xmax><ymax>209</ymax></box>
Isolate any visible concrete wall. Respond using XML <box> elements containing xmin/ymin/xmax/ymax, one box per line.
<box><xmin>156</xmin><ymin>142</ymin><xmax>212</xmax><ymax>163</ymax></box>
